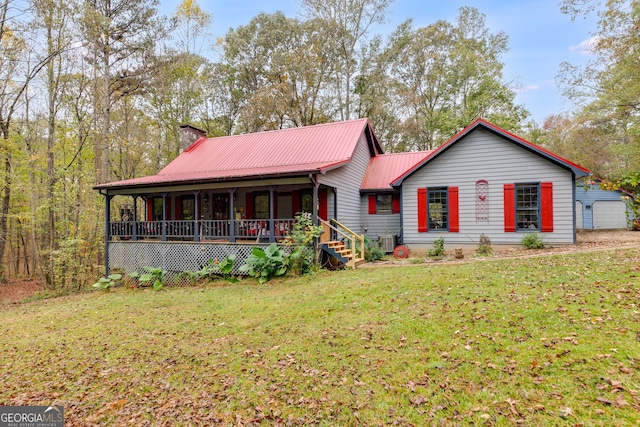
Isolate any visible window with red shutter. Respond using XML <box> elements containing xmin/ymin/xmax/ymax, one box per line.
<box><xmin>368</xmin><ymin>194</ymin><xmax>377</xmax><ymax>214</ymax></box>
<box><xmin>318</xmin><ymin>188</ymin><xmax>328</xmax><ymax>220</ymax></box>
<box><xmin>540</xmin><ymin>182</ymin><xmax>553</xmax><ymax>232</ymax></box>
<box><xmin>504</xmin><ymin>184</ymin><xmax>515</xmax><ymax>232</ymax></box>
<box><xmin>417</xmin><ymin>188</ymin><xmax>428</xmax><ymax>232</ymax></box>
<box><xmin>448</xmin><ymin>187</ymin><xmax>459</xmax><ymax>232</ymax></box>
<box><xmin>392</xmin><ymin>193</ymin><xmax>401</xmax><ymax>214</ymax></box>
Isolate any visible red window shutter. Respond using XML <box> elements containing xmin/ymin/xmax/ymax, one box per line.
<box><xmin>368</xmin><ymin>194</ymin><xmax>377</xmax><ymax>214</ymax></box>
<box><xmin>504</xmin><ymin>184</ymin><xmax>515</xmax><ymax>232</ymax></box>
<box><xmin>245</xmin><ymin>192</ymin><xmax>253</xmax><ymax>219</ymax></box>
<box><xmin>291</xmin><ymin>190</ymin><xmax>300</xmax><ymax>217</ymax></box>
<box><xmin>392</xmin><ymin>193</ymin><xmax>401</xmax><ymax>214</ymax></box>
<box><xmin>146</xmin><ymin>198</ymin><xmax>153</xmax><ymax>221</ymax></box>
<box><xmin>319</xmin><ymin>188</ymin><xmax>328</xmax><ymax>220</ymax></box>
<box><xmin>165</xmin><ymin>197</ymin><xmax>171</xmax><ymax>220</ymax></box>
<box><xmin>417</xmin><ymin>188</ymin><xmax>428</xmax><ymax>232</ymax></box>
<box><xmin>449</xmin><ymin>187</ymin><xmax>459</xmax><ymax>232</ymax></box>
<box><xmin>541</xmin><ymin>182</ymin><xmax>554</xmax><ymax>232</ymax></box>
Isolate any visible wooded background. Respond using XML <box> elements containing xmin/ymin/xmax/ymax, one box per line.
<box><xmin>0</xmin><ymin>0</ymin><xmax>637</xmax><ymax>288</ymax></box>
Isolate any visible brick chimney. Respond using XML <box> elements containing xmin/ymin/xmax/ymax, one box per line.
<box><xmin>179</xmin><ymin>124</ymin><xmax>206</xmax><ymax>152</ymax></box>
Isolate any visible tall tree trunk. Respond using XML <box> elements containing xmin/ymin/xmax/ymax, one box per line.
<box><xmin>0</xmin><ymin>125</ymin><xmax>11</xmax><ymax>283</ymax></box>
<box><xmin>45</xmin><ymin>12</ymin><xmax>60</xmax><ymax>287</ymax></box>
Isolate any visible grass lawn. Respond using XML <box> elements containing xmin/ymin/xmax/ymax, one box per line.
<box><xmin>1</xmin><ymin>248</ymin><xmax>639</xmax><ymax>426</ymax></box>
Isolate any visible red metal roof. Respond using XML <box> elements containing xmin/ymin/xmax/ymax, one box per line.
<box><xmin>96</xmin><ymin>119</ymin><xmax>379</xmax><ymax>190</ymax></box>
<box><xmin>392</xmin><ymin>118</ymin><xmax>590</xmax><ymax>186</ymax></box>
<box><xmin>361</xmin><ymin>151</ymin><xmax>433</xmax><ymax>191</ymax></box>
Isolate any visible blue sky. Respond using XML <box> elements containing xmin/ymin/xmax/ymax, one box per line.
<box><xmin>161</xmin><ymin>0</ymin><xmax>599</xmax><ymax>123</ymax></box>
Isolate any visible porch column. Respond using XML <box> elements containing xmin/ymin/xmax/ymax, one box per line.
<box><xmin>311</xmin><ymin>175</ymin><xmax>319</xmax><ymax>225</ymax></box>
<box><xmin>228</xmin><ymin>188</ymin><xmax>236</xmax><ymax>243</ymax></box>
<box><xmin>269</xmin><ymin>186</ymin><xmax>276</xmax><ymax>243</ymax></box>
<box><xmin>132</xmin><ymin>195</ymin><xmax>138</xmax><ymax>241</ymax></box>
<box><xmin>161</xmin><ymin>193</ymin><xmax>168</xmax><ymax>241</ymax></box>
<box><xmin>311</xmin><ymin>175</ymin><xmax>320</xmax><ymax>262</ymax></box>
<box><xmin>193</xmin><ymin>190</ymin><xmax>201</xmax><ymax>242</ymax></box>
<box><xmin>104</xmin><ymin>193</ymin><xmax>113</xmax><ymax>276</ymax></box>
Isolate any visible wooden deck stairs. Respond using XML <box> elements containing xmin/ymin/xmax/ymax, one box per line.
<box><xmin>319</xmin><ymin>219</ymin><xmax>365</xmax><ymax>269</ymax></box>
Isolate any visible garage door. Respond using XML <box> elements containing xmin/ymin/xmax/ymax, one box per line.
<box><xmin>575</xmin><ymin>201</ymin><xmax>583</xmax><ymax>228</ymax></box>
<box><xmin>593</xmin><ymin>200</ymin><xmax>627</xmax><ymax>229</ymax></box>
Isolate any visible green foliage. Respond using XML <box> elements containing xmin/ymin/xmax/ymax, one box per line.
<box><xmin>239</xmin><ymin>243</ymin><xmax>287</xmax><ymax>284</ymax></box>
<box><xmin>282</xmin><ymin>214</ymin><xmax>324</xmax><ymax>276</ymax></box>
<box><xmin>363</xmin><ymin>236</ymin><xmax>384</xmax><ymax>262</ymax></box>
<box><xmin>176</xmin><ymin>256</ymin><xmax>238</xmax><ymax>284</ymax></box>
<box><xmin>476</xmin><ymin>233</ymin><xmax>493</xmax><ymax>255</ymax></box>
<box><xmin>129</xmin><ymin>267</ymin><xmax>166</xmax><ymax>291</ymax></box>
<box><xmin>521</xmin><ymin>232</ymin><xmax>545</xmax><ymax>249</ymax></box>
<box><xmin>285</xmin><ymin>214</ymin><xmax>325</xmax><ymax>246</ymax></box>
<box><xmin>92</xmin><ymin>274</ymin><xmax>122</xmax><ymax>292</ymax></box>
<box><xmin>428</xmin><ymin>236</ymin><xmax>445</xmax><ymax>259</ymax></box>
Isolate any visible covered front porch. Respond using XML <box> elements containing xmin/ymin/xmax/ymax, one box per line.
<box><xmin>99</xmin><ymin>177</ymin><xmax>364</xmax><ymax>276</ymax></box>
<box><xmin>105</xmin><ymin>178</ymin><xmax>331</xmax><ymax>244</ymax></box>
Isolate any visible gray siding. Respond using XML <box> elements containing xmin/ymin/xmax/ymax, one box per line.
<box><xmin>402</xmin><ymin>129</ymin><xmax>576</xmax><ymax>246</ymax></box>
<box><xmin>360</xmin><ymin>195</ymin><xmax>402</xmax><ymax>240</ymax></box>
<box><xmin>319</xmin><ymin>132</ymin><xmax>371</xmax><ymax>233</ymax></box>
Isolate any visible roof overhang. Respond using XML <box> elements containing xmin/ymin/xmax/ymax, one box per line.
<box><xmin>95</xmin><ymin>173</ymin><xmax>316</xmax><ymax>196</ymax></box>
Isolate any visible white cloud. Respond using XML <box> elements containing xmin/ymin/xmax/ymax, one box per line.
<box><xmin>570</xmin><ymin>36</ymin><xmax>599</xmax><ymax>55</ymax></box>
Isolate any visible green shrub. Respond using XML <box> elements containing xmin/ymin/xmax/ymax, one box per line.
<box><xmin>129</xmin><ymin>267</ymin><xmax>165</xmax><ymax>291</ymax></box>
<box><xmin>175</xmin><ymin>255</ymin><xmax>238</xmax><ymax>285</ymax></box>
<box><xmin>476</xmin><ymin>234</ymin><xmax>493</xmax><ymax>255</ymax></box>
<box><xmin>521</xmin><ymin>232</ymin><xmax>545</xmax><ymax>249</ymax></box>
<box><xmin>239</xmin><ymin>243</ymin><xmax>287</xmax><ymax>284</ymax></box>
<box><xmin>363</xmin><ymin>236</ymin><xmax>384</xmax><ymax>262</ymax></box>
<box><xmin>282</xmin><ymin>214</ymin><xmax>324</xmax><ymax>276</ymax></box>
<box><xmin>428</xmin><ymin>237</ymin><xmax>445</xmax><ymax>259</ymax></box>
<box><xmin>92</xmin><ymin>273</ymin><xmax>122</xmax><ymax>292</ymax></box>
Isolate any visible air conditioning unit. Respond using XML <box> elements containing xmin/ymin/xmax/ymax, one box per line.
<box><xmin>380</xmin><ymin>234</ymin><xmax>396</xmax><ymax>253</ymax></box>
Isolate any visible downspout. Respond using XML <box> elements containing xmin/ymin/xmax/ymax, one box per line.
<box><xmin>572</xmin><ymin>174</ymin><xmax>577</xmax><ymax>244</ymax></box>
<box><xmin>399</xmin><ymin>186</ymin><xmax>404</xmax><ymax>245</ymax></box>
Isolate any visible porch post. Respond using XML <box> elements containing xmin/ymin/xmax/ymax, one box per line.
<box><xmin>104</xmin><ymin>193</ymin><xmax>112</xmax><ymax>276</ymax></box>
<box><xmin>193</xmin><ymin>190</ymin><xmax>200</xmax><ymax>242</ymax></box>
<box><xmin>311</xmin><ymin>175</ymin><xmax>319</xmax><ymax>225</ymax></box>
<box><xmin>132</xmin><ymin>195</ymin><xmax>138</xmax><ymax>241</ymax></box>
<box><xmin>228</xmin><ymin>188</ymin><xmax>236</xmax><ymax>243</ymax></box>
<box><xmin>269</xmin><ymin>186</ymin><xmax>276</xmax><ymax>243</ymax></box>
<box><xmin>161</xmin><ymin>193</ymin><xmax>167</xmax><ymax>241</ymax></box>
<box><xmin>311</xmin><ymin>175</ymin><xmax>320</xmax><ymax>263</ymax></box>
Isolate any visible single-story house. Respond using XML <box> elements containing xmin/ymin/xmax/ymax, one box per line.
<box><xmin>95</xmin><ymin>118</ymin><xmax>590</xmax><ymax>274</ymax></box>
<box><xmin>575</xmin><ymin>177</ymin><xmax>634</xmax><ymax>229</ymax></box>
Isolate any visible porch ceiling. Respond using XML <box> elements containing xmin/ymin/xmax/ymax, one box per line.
<box><xmin>100</xmin><ymin>176</ymin><xmax>314</xmax><ymax>196</ymax></box>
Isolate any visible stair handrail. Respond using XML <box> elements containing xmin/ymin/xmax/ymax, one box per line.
<box><xmin>320</xmin><ymin>219</ymin><xmax>365</xmax><ymax>266</ymax></box>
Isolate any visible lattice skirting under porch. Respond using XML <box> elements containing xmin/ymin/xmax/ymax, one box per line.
<box><xmin>108</xmin><ymin>241</ymin><xmax>289</xmax><ymax>278</ymax></box>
